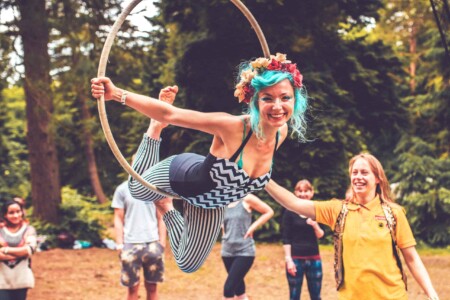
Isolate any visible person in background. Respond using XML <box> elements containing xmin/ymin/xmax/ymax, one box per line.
<box><xmin>0</xmin><ymin>196</ymin><xmax>27</xmax><ymax>228</ymax></box>
<box><xmin>221</xmin><ymin>194</ymin><xmax>274</xmax><ymax>300</ymax></box>
<box><xmin>112</xmin><ymin>155</ymin><xmax>167</xmax><ymax>300</ymax></box>
<box><xmin>0</xmin><ymin>198</ymin><xmax>37</xmax><ymax>300</ymax></box>
<box><xmin>282</xmin><ymin>179</ymin><xmax>324</xmax><ymax>300</ymax></box>
<box><xmin>266</xmin><ymin>153</ymin><xmax>439</xmax><ymax>300</ymax></box>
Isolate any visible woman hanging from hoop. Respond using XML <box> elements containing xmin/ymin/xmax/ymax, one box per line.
<box><xmin>91</xmin><ymin>53</ymin><xmax>308</xmax><ymax>273</ymax></box>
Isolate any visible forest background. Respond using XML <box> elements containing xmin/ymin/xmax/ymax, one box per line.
<box><xmin>0</xmin><ymin>0</ymin><xmax>448</xmax><ymax>248</ymax></box>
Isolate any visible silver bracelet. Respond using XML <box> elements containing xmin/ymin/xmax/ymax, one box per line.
<box><xmin>120</xmin><ymin>90</ymin><xmax>128</xmax><ymax>105</ymax></box>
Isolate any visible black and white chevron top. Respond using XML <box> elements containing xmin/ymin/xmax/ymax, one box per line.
<box><xmin>169</xmin><ymin>129</ymin><xmax>279</xmax><ymax>209</ymax></box>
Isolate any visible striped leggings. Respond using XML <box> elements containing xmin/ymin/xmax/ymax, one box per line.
<box><xmin>129</xmin><ymin>135</ymin><xmax>224</xmax><ymax>273</ymax></box>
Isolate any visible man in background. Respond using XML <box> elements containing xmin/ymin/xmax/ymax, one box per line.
<box><xmin>112</xmin><ymin>175</ymin><xmax>167</xmax><ymax>300</ymax></box>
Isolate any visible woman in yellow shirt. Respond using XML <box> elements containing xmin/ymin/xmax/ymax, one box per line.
<box><xmin>265</xmin><ymin>153</ymin><xmax>439</xmax><ymax>300</ymax></box>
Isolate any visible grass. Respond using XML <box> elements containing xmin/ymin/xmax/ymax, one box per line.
<box><xmin>28</xmin><ymin>242</ymin><xmax>449</xmax><ymax>300</ymax></box>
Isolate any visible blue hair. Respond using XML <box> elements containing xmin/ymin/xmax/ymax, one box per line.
<box><xmin>241</xmin><ymin>69</ymin><xmax>308</xmax><ymax>141</ymax></box>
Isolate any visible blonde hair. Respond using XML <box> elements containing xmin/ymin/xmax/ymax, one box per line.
<box><xmin>345</xmin><ymin>153</ymin><xmax>395</xmax><ymax>203</ymax></box>
<box><xmin>295</xmin><ymin>179</ymin><xmax>314</xmax><ymax>192</ymax></box>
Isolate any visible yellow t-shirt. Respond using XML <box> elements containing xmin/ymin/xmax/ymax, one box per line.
<box><xmin>315</xmin><ymin>196</ymin><xmax>416</xmax><ymax>300</ymax></box>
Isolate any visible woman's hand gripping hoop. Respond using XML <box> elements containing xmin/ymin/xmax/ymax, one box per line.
<box><xmin>96</xmin><ymin>0</ymin><xmax>270</xmax><ymax>198</ymax></box>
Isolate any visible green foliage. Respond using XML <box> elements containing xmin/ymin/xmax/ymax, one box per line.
<box><xmin>415</xmin><ymin>245</ymin><xmax>450</xmax><ymax>255</ymax></box>
<box><xmin>0</xmin><ymin>0</ymin><xmax>448</xmax><ymax>246</ymax></box>
<box><xmin>393</xmin><ymin>137</ymin><xmax>450</xmax><ymax>246</ymax></box>
<box><xmin>0</xmin><ymin>87</ymin><xmax>30</xmax><ymax>198</ymax></box>
<box><xmin>48</xmin><ymin>0</ymin><xmax>142</xmax><ymax>196</ymax></box>
<box><xmin>156</xmin><ymin>0</ymin><xmax>405</xmax><ymax>202</ymax></box>
<box><xmin>377</xmin><ymin>0</ymin><xmax>450</xmax><ymax>247</ymax></box>
<box><xmin>29</xmin><ymin>186</ymin><xmax>112</xmax><ymax>247</ymax></box>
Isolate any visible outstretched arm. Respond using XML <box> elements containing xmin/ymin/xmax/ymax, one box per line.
<box><xmin>265</xmin><ymin>180</ymin><xmax>316</xmax><ymax>219</ymax></box>
<box><xmin>91</xmin><ymin>77</ymin><xmax>235</xmax><ymax>136</ymax></box>
<box><xmin>401</xmin><ymin>246</ymin><xmax>439</xmax><ymax>299</ymax></box>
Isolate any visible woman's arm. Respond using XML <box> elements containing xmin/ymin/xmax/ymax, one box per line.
<box><xmin>265</xmin><ymin>180</ymin><xmax>316</xmax><ymax>219</ymax></box>
<box><xmin>283</xmin><ymin>244</ymin><xmax>297</xmax><ymax>276</ymax></box>
<box><xmin>0</xmin><ymin>229</ymin><xmax>37</xmax><ymax>258</ymax></box>
<box><xmin>156</xmin><ymin>208</ymin><xmax>167</xmax><ymax>248</ymax></box>
<box><xmin>91</xmin><ymin>77</ymin><xmax>236</xmax><ymax>136</ymax></box>
<box><xmin>114</xmin><ymin>208</ymin><xmax>125</xmax><ymax>251</ymax></box>
<box><xmin>401</xmin><ymin>246</ymin><xmax>439</xmax><ymax>299</ymax></box>
<box><xmin>0</xmin><ymin>245</ymin><xmax>31</xmax><ymax>258</ymax></box>
<box><xmin>243</xmin><ymin>194</ymin><xmax>274</xmax><ymax>239</ymax></box>
<box><xmin>0</xmin><ymin>251</ymin><xmax>16</xmax><ymax>261</ymax></box>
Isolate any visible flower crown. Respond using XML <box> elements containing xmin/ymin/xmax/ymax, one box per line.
<box><xmin>234</xmin><ymin>53</ymin><xmax>303</xmax><ymax>104</ymax></box>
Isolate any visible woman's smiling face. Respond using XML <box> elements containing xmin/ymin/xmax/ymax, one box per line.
<box><xmin>257</xmin><ymin>79</ymin><xmax>295</xmax><ymax>128</ymax></box>
<box><xmin>350</xmin><ymin>158</ymin><xmax>379</xmax><ymax>200</ymax></box>
<box><xmin>294</xmin><ymin>185</ymin><xmax>314</xmax><ymax>200</ymax></box>
<box><xmin>4</xmin><ymin>203</ymin><xmax>23</xmax><ymax>226</ymax></box>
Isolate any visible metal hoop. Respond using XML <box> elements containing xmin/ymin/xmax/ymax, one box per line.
<box><xmin>97</xmin><ymin>0</ymin><xmax>270</xmax><ymax>198</ymax></box>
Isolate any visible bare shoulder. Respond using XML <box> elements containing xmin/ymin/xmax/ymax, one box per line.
<box><xmin>215</xmin><ymin>114</ymin><xmax>248</xmax><ymax>139</ymax></box>
<box><xmin>212</xmin><ymin>111</ymin><xmax>240</xmax><ymax>119</ymax></box>
<box><xmin>211</xmin><ymin>113</ymin><xmax>245</xmax><ymax>130</ymax></box>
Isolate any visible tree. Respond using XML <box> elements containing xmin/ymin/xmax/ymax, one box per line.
<box><xmin>151</xmin><ymin>0</ymin><xmax>407</xmax><ymax>240</ymax></box>
<box><xmin>0</xmin><ymin>25</ymin><xmax>30</xmax><ymax>198</ymax></box>
<box><xmin>13</xmin><ymin>0</ymin><xmax>61</xmax><ymax>223</ymax></box>
<box><xmin>47</xmin><ymin>0</ymin><xmax>117</xmax><ymax>204</ymax></box>
<box><xmin>159</xmin><ymin>1</ymin><xmax>404</xmax><ymax>183</ymax></box>
<box><xmin>376</xmin><ymin>0</ymin><xmax>450</xmax><ymax>246</ymax></box>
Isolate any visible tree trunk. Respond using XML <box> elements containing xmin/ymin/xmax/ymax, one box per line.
<box><xmin>78</xmin><ymin>93</ymin><xmax>108</xmax><ymax>204</ymax></box>
<box><xmin>17</xmin><ymin>0</ymin><xmax>61</xmax><ymax>223</ymax></box>
<box><xmin>409</xmin><ymin>21</ymin><xmax>417</xmax><ymax>94</ymax></box>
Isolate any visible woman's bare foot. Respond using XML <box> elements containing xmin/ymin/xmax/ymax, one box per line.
<box><xmin>152</xmin><ymin>85</ymin><xmax>179</xmax><ymax>129</ymax></box>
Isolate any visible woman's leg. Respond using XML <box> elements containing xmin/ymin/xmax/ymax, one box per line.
<box><xmin>304</xmin><ymin>259</ymin><xmax>322</xmax><ymax>300</ymax></box>
<box><xmin>222</xmin><ymin>256</ymin><xmax>237</xmax><ymax>299</ymax></box>
<box><xmin>162</xmin><ymin>200</ymin><xmax>224</xmax><ymax>273</ymax></box>
<box><xmin>128</xmin><ymin>134</ymin><xmax>176</xmax><ymax>202</ymax></box>
<box><xmin>286</xmin><ymin>258</ymin><xmax>305</xmax><ymax>300</ymax></box>
<box><xmin>222</xmin><ymin>256</ymin><xmax>255</xmax><ymax>298</ymax></box>
<box><xmin>129</xmin><ymin>91</ymin><xmax>177</xmax><ymax>202</ymax></box>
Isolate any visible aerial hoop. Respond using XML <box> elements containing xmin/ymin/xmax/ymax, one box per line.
<box><xmin>97</xmin><ymin>0</ymin><xmax>270</xmax><ymax>198</ymax></box>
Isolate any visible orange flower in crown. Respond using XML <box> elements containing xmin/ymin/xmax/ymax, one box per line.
<box><xmin>234</xmin><ymin>53</ymin><xmax>303</xmax><ymax>104</ymax></box>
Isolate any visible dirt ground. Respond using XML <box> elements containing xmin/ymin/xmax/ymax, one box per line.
<box><xmin>28</xmin><ymin>244</ymin><xmax>449</xmax><ymax>300</ymax></box>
